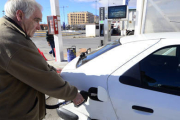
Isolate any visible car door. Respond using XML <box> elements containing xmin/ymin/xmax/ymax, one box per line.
<box><xmin>108</xmin><ymin>43</ymin><xmax>180</xmax><ymax>120</ymax></box>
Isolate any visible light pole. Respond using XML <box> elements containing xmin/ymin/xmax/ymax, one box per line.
<box><xmin>93</xmin><ymin>0</ymin><xmax>101</xmax><ymax>23</ymax></box>
<box><xmin>60</xmin><ymin>6</ymin><xmax>68</xmax><ymax>28</ymax></box>
<box><xmin>93</xmin><ymin>0</ymin><xmax>102</xmax><ymax>16</ymax></box>
<box><xmin>2</xmin><ymin>10</ymin><xmax>5</xmax><ymax>16</ymax></box>
<box><xmin>92</xmin><ymin>0</ymin><xmax>98</xmax><ymax>16</ymax></box>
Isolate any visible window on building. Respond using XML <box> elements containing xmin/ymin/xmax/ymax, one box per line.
<box><xmin>96</xmin><ymin>26</ymin><xmax>99</xmax><ymax>29</ymax></box>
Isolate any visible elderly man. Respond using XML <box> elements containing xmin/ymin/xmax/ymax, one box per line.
<box><xmin>0</xmin><ymin>0</ymin><xmax>84</xmax><ymax>120</ymax></box>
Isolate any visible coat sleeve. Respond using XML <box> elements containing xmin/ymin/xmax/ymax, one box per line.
<box><xmin>6</xmin><ymin>47</ymin><xmax>78</xmax><ymax>101</ymax></box>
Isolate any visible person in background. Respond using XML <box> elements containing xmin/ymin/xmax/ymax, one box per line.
<box><xmin>46</xmin><ymin>31</ymin><xmax>55</xmax><ymax>57</ymax></box>
<box><xmin>0</xmin><ymin>0</ymin><xmax>84</xmax><ymax>120</ymax></box>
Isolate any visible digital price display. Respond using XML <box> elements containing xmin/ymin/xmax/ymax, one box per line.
<box><xmin>108</xmin><ymin>5</ymin><xmax>127</xmax><ymax>19</ymax></box>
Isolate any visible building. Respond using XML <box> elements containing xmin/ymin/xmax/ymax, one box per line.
<box><xmin>86</xmin><ymin>23</ymin><xmax>99</xmax><ymax>37</ymax></box>
<box><xmin>68</xmin><ymin>11</ymin><xmax>94</xmax><ymax>27</ymax></box>
<box><xmin>94</xmin><ymin>15</ymin><xmax>99</xmax><ymax>23</ymax></box>
<box><xmin>40</xmin><ymin>24</ymin><xmax>48</xmax><ymax>30</ymax></box>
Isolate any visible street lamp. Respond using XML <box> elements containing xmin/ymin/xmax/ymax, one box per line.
<box><xmin>93</xmin><ymin>0</ymin><xmax>103</xmax><ymax>15</ymax></box>
<box><xmin>2</xmin><ymin>10</ymin><xmax>5</xmax><ymax>16</ymax></box>
<box><xmin>92</xmin><ymin>0</ymin><xmax>98</xmax><ymax>16</ymax></box>
<box><xmin>93</xmin><ymin>0</ymin><xmax>102</xmax><ymax>23</ymax></box>
<box><xmin>60</xmin><ymin>6</ymin><xmax>68</xmax><ymax>30</ymax></box>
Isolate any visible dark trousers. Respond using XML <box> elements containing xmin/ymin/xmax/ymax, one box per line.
<box><xmin>49</xmin><ymin>40</ymin><xmax>55</xmax><ymax>57</ymax></box>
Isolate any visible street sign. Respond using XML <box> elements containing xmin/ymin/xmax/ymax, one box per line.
<box><xmin>47</xmin><ymin>16</ymin><xmax>59</xmax><ymax>35</ymax></box>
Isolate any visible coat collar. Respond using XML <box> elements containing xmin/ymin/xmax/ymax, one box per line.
<box><xmin>4</xmin><ymin>16</ymin><xmax>30</xmax><ymax>40</ymax></box>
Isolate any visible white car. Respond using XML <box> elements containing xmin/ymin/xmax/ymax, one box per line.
<box><xmin>57</xmin><ymin>32</ymin><xmax>180</xmax><ymax>120</ymax></box>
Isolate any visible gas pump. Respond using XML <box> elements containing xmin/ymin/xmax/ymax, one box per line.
<box><xmin>104</xmin><ymin>19</ymin><xmax>112</xmax><ymax>45</ymax></box>
<box><xmin>100</xmin><ymin>24</ymin><xmax>104</xmax><ymax>36</ymax></box>
<box><xmin>99</xmin><ymin>7</ymin><xmax>105</xmax><ymax>37</ymax></box>
<box><xmin>99</xmin><ymin>7</ymin><xmax>112</xmax><ymax>45</ymax></box>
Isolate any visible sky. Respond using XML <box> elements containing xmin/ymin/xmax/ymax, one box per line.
<box><xmin>0</xmin><ymin>0</ymin><xmax>137</xmax><ymax>25</ymax></box>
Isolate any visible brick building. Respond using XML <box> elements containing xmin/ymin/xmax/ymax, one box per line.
<box><xmin>68</xmin><ymin>11</ymin><xmax>95</xmax><ymax>27</ymax></box>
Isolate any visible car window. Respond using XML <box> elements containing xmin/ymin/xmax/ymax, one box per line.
<box><xmin>153</xmin><ymin>47</ymin><xmax>176</xmax><ymax>56</ymax></box>
<box><xmin>76</xmin><ymin>39</ymin><xmax>121</xmax><ymax>68</ymax></box>
<box><xmin>140</xmin><ymin>46</ymin><xmax>179</xmax><ymax>87</ymax></box>
<box><xmin>120</xmin><ymin>46</ymin><xmax>180</xmax><ymax>95</ymax></box>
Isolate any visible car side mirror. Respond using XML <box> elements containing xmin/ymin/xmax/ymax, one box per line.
<box><xmin>97</xmin><ymin>86</ymin><xmax>108</xmax><ymax>102</ymax></box>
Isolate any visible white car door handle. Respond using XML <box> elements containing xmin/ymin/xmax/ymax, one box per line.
<box><xmin>132</xmin><ymin>105</ymin><xmax>154</xmax><ymax>113</ymax></box>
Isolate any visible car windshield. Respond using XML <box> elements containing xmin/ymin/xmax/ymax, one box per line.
<box><xmin>76</xmin><ymin>39</ymin><xmax>121</xmax><ymax>68</ymax></box>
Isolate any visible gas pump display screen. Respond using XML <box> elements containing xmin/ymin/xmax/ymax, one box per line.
<box><xmin>108</xmin><ymin>5</ymin><xmax>127</xmax><ymax>19</ymax></box>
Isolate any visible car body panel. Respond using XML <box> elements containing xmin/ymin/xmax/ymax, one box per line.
<box><xmin>59</xmin><ymin>32</ymin><xmax>180</xmax><ymax>120</ymax></box>
<box><xmin>60</xmin><ymin>40</ymin><xmax>159</xmax><ymax>120</ymax></box>
<box><xmin>108</xmin><ymin>38</ymin><xmax>180</xmax><ymax>120</ymax></box>
<box><xmin>61</xmin><ymin>39</ymin><xmax>159</xmax><ymax>92</ymax></box>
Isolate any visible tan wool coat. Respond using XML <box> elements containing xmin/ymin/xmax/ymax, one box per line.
<box><xmin>0</xmin><ymin>17</ymin><xmax>77</xmax><ymax>120</ymax></box>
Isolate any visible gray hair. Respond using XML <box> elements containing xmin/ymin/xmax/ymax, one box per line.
<box><xmin>4</xmin><ymin>0</ymin><xmax>42</xmax><ymax>19</ymax></box>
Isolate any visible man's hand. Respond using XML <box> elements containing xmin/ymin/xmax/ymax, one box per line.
<box><xmin>73</xmin><ymin>93</ymin><xmax>85</xmax><ymax>106</ymax></box>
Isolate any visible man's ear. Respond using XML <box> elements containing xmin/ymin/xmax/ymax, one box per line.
<box><xmin>16</xmin><ymin>10</ymin><xmax>24</xmax><ymax>21</ymax></box>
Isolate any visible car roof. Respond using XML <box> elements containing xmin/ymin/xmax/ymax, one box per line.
<box><xmin>120</xmin><ymin>32</ymin><xmax>180</xmax><ymax>44</ymax></box>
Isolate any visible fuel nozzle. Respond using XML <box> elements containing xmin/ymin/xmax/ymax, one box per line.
<box><xmin>46</xmin><ymin>89</ymin><xmax>100</xmax><ymax>109</ymax></box>
<box><xmin>74</xmin><ymin>91</ymin><xmax>89</xmax><ymax>107</ymax></box>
